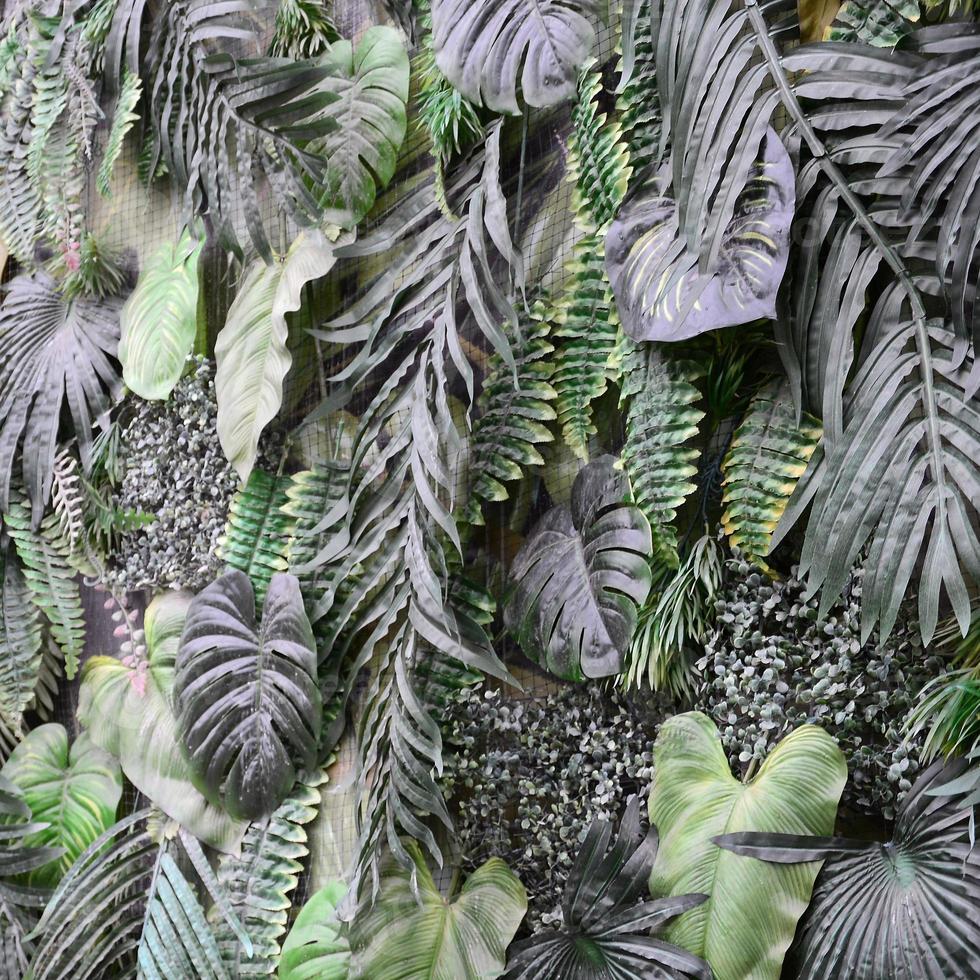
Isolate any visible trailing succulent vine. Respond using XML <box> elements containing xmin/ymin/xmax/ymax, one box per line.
<box><xmin>0</xmin><ymin>0</ymin><xmax>979</xmax><ymax>977</ymax></box>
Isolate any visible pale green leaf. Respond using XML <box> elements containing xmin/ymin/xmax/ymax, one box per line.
<box><xmin>280</xmin><ymin>880</ymin><xmax>350</xmax><ymax>980</ymax></box>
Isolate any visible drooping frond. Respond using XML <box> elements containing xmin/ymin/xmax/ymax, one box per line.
<box><xmin>0</xmin><ymin>547</ymin><xmax>43</xmax><ymax>736</ymax></box>
<box><xmin>616</xmin><ymin>0</ymin><xmax>663</xmax><ymax>180</ymax></box>
<box><xmin>620</xmin><ymin>342</ymin><xmax>704</xmax><ymax>568</ymax></box>
<box><xmin>96</xmin><ymin>68</ymin><xmax>141</xmax><ymax>197</ymax></box>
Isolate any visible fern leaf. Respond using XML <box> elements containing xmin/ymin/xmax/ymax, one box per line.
<box><xmin>620</xmin><ymin>342</ymin><xmax>704</xmax><ymax>568</ymax></box>
<box><xmin>616</xmin><ymin>0</ymin><xmax>663</xmax><ymax>179</ymax></box>
<box><xmin>567</xmin><ymin>60</ymin><xmax>632</xmax><ymax>231</ymax></box>
<box><xmin>3</xmin><ymin>497</ymin><xmax>84</xmax><ymax>680</ymax></box>
<box><xmin>0</xmin><ymin>549</ymin><xmax>42</xmax><ymax>735</ymax></box>
<box><xmin>721</xmin><ymin>380</ymin><xmax>821</xmax><ymax>571</ymax></box>
<box><xmin>550</xmin><ymin>235</ymin><xmax>621</xmax><ymax>460</ymax></box>
<box><xmin>96</xmin><ymin>69</ymin><xmax>141</xmax><ymax>197</ymax></box>
<box><xmin>210</xmin><ymin>772</ymin><xmax>324</xmax><ymax>976</ymax></box>
<box><xmin>463</xmin><ymin>308</ymin><xmax>557</xmax><ymax>525</ymax></box>
<box><xmin>217</xmin><ymin>469</ymin><xmax>295</xmax><ymax>607</ymax></box>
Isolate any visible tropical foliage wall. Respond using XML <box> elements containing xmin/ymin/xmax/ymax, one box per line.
<box><xmin>1</xmin><ymin>0</ymin><xmax>979</xmax><ymax>975</ymax></box>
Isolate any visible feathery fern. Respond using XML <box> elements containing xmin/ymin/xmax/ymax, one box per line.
<box><xmin>616</xmin><ymin>0</ymin><xmax>662</xmax><ymax>180</ymax></box>
<box><xmin>0</xmin><ymin>548</ymin><xmax>43</xmax><ymax>737</ymax></box>
<box><xmin>721</xmin><ymin>380</ymin><xmax>821</xmax><ymax>572</ymax></box>
<box><xmin>620</xmin><ymin>342</ymin><xmax>704</xmax><ymax>568</ymax></box>
<box><xmin>96</xmin><ymin>69</ymin><xmax>141</xmax><ymax>197</ymax></box>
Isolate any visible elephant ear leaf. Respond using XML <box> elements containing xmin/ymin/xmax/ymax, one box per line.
<box><xmin>0</xmin><ymin>724</ymin><xmax>121</xmax><ymax>887</ymax></box>
<box><xmin>431</xmin><ymin>0</ymin><xmax>597</xmax><ymax>115</ymax></box>
<box><xmin>716</xmin><ymin>759</ymin><xmax>980</xmax><ymax>980</ymax></box>
<box><xmin>606</xmin><ymin>130</ymin><xmax>794</xmax><ymax>342</ymax></box>
<box><xmin>118</xmin><ymin>227</ymin><xmax>204</xmax><ymax>401</ymax></box>
<box><xmin>174</xmin><ymin>569</ymin><xmax>321</xmax><ymax>821</ymax></box>
<box><xmin>280</xmin><ymin>880</ymin><xmax>350</xmax><ymax>980</ymax></box>
<box><xmin>216</xmin><ymin>230</ymin><xmax>340</xmax><ymax>482</ymax></box>
<box><xmin>350</xmin><ymin>841</ymin><xmax>526</xmax><ymax>980</ymax></box>
<box><xmin>312</xmin><ymin>27</ymin><xmax>410</xmax><ymax>229</ymax></box>
<box><xmin>648</xmin><ymin>711</ymin><xmax>846</xmax><ymax>980</ymax></box>
<box><xmin>504</xmin><ymin>454</ymin><xmax>652</xmax><ymax>680</ymax></box>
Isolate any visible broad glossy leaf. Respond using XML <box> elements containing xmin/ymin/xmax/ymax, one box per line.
<box><xmin>118</xmin><ymin>227</ymin><xmax>203</xmax><ymax>401</ymax></box>
<box><xmin>77</xmin><ymin>592</ymin><xmax>248</xmax><ymax>853</ymax></box>
<box><xmin>310</xmin><ymin>27</ymin><xmax>409</xmax><ymax>229</ymax></box>
<box><xmin>175</xmin><ymin>569</ymin><xmax>321</xmax><ymax>821</ymax></box>
<box><xmin>648</xmin><ymin>712</ymin><xmax>846</xmax><ymax>980</ymax></box>
<box><xmin>216</xmin><ymin>230</ymin><xmax>339</xmax><ymax>482</ymax></box>
<box><xmin>606</xmin><ymin>130</ymin><xmax>795</xmax><ymax>341</ymax></box>
<box><xmin>280</xmin><ymin>880</ymin><xmax>350</xmax><ymax>980</ymax></box>
<box><xmin>350</xmin><ymin>842</ymin><xmax>526</xmax><ymax>980</ymax></box>
<box><xmin>716</xmin><ymin>760</ymin><xmax>980</xmax><ymax>979</ymax></box>
<box><xmin>432</xmin><ymin>0</ymin><xmax>597</xmax><ymax>115</ymax></box>
<box><xmin>504</xmin><ymin>455</ymin><xmax>652</xmax><ymax>680</ymax></box>
<box><xmin>0</xmin><ymin>725</ymin><xmax>120</xmax><ymax>887</ymax></box>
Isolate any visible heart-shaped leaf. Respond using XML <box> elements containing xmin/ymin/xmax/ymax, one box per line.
<box><xmin>280</xmin><ymin>880</ymin><xmax>351</xmax><ymax>980</ymax></box>
<box><xmin>175</xmin><ymin>569</ymin><xmax>321</xmax><ymax>821</ymax></box>
<box><xmin>504</xmin><ymin>454</ymin><xmax>652</xmax><ymax>680</ymax></box>
<box><xmin>648</xmin><ymin>711</ymin><xmax>846</xmax><ymax>980</ymax></box>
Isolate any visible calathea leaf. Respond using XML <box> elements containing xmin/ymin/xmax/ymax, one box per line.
<box><xmin>216</xmin><ymin>230</ymin><xmax>341</xmax><ymax>483</ymax></box>
<box><xmin>716</xmin><ymin>759</ymin><xmax>980</xmax><ymax>979</ymax></box>
<box><xmin>350</xmin><ymin>841</ymin><xmax>526</xmax><ymax>980</ymax></box>
<box><xmin>309</xmin><ymin>26</ymin><xmax>410</xmax><ymax>230</ymax></box>
<box><xmin>504</xmin><ymin>454</ymin><xmax>653</xmax><ymax>680</ymax></box>
<box><xmin>606</xmin><ymin>130</ymin><xmax>795</xmax><ymax>341</ymax></box>
<box><xmin>118</xmin><ymin>226</ymin><xmax>203</xmax><ymax>401</ymax></box>
<box><xmin>431</xmin><ymin>0</ymin><xmax>597</xmax><ymax>115</ymax></box>
<box><xmin>280</xmin><ymin>880</ymin><xmax>350</xmax><ymax>980</ymax></box>
<box><xmin>77</xmin><ymin>592</ymin><xmax>248</xmax><ymax>853</ymax></box>
<box><xmin>0</xmin><ymin>724</ymin><xmax>121</xmax><ymax>888</ymax></box>
<box><xmin>648</xmin><ymin>711</ymin><xmax>847</xmax><ymax>980</ymax></box>
<box><xmin>174</xmin><ymin>569</ymin><xmax>321</xmax><ymax>821</ymax></box>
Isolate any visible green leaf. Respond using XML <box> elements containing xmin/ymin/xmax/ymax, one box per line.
<box><xmin>350</xmin><ymin>842</ymin><xmax>526</xmax><ymax>980</ymax></box>
<box><xmin>648</xmin><ymin>712</ymin><xmax>846</xmax><ymax>980</ymax></box>
<box><xmin>215</xmin><ymin>230</ymin><xmax>339</xmax><ymax>483</ymax></box>
<box><xmin>118</xmin><ymin>228</ymin><xmax>203</xmax><ymax>401</ymax></box>
<box><xmin>77</xmin><ymin>593</ymin><xmax>248</xmax><ymax>854</ymax></box>
<box><xmin>0</xmin><ymin>547</ymin><xmax>43</xmax><ymax>734</ymax></box>
<box><xmin>96</xmin><ymin>68</ymin><xmax>141</xmax><ymax>197</ymax></box>
<box><xmin>280</xmin><ymin>880</ymin><xmax>350</xmax><ymax>980</ymax></box>
<box><xmin>0</xmin><ymin>725</ymin><xmax>120</xmax><ymax>888</ymax></box>
<box><xmin>505</xmin><ymin>455</ymin><xmax>653</xmax><ymax>680</ymax></box>
<box><xmin>174</xmin><ymin>570</ymin><xmax>321</xmax><ymax>821</ymax></box>
<box><xmin>311</xmin><ymin>27</ymin><xmax>410</xmax><ymax>229</ymax></box>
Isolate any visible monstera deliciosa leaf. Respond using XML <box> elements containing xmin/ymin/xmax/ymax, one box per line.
<box><xmin>505</xmin><ymin>798</ymin><xmax>712</xmax><ymax>980</ymax></box>
<box><xmin>431</xmin><ymin>0</ymin><xmax>597</xmax><ymax>114</ymax></box>
<box><xmin>118</xmin><ymin>227</ymin><xmax>204</xmax><ymax>401</ymax></box>
<box><xmin>174</xmin><ymin>569</ymin><xmax>321</xmax><ymax>821</ymax></box>
<box><xmin>310</xmin><ymin>27</ymin><xmax>410</xmax><ymax>229</ymax></box>
<box><xmin>716</xmin><ymin>759</ymin><xmax>980</xmax><ymax>979</ymax></box>
<box><xmin>216</xmin><ymin>230</ymin><xmax>341</xmax><ymax>482</ymax></box>
<box><xmin>280</xmin><ymin>880</ymin><xmax>350</xmax><ymax>980</ymax></box>
<box><xmin>606</xmin><ymin>130</ymin><xmax>794</xmax><ymax>341</ymax></box>
<box><xmin>0</xmin><ymin>725</ymin><xmax>121</xmax><ymax>887</ymax></box>
<box><xmin>648</xmin><ymin>712</ymin><xmax>847</xmax><ymax>980</ymax></box>
<box><xmin>350</xmin><ymin>841</ymin><xmax>526</xmax><ymax>979</ymax></box>
<box><xmin>504</xmin><ymin>455</ymin><xmax>652</xmax><ymax>680</ymax></box>
<box><xmin>77</xmin><ymin>592</ymin><xmax>248</xmax><ymax>853</ymax></box>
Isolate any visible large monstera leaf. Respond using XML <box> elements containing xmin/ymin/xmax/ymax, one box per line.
<box><xmin>606</xmin><ymin>130</ymin><xmax>794</xmax><ymax>342</ymax></box>
<box><xmin>648</xmin><ymin>712</ymin><xmax>847</xmax><ymax>980</ymax></box>
<box><xmin>0</xmin><ymin>273</ymin><xmax>122</xmax><ymax>524</ymax></box>
<box><xmin>174</xmin><ymin>569</ymin><xmax>321</xmax><ymax>821</ymax></box>
<box><xmin>77</xmin><ymin>592</ymin><xmax>248</xmax><ymax>853</ymax></box>
<box><xmin>118</xmin><ymin>227</ymin><xmax>203</xmax><ymax>401</ymax></box>
<box><xmin>431</xmin><ymin>0</ymin><xmax>597</xmax><ymax>115</ymax></box>
<box><xmin>504</xmin><ymin>455</ymin><xmax>652</xmax><ymax>680</ymax></box>
<box><xmin>310</xmin><ymin>27</ymin><xmax>409</xmax><ymax>229</ymax></box>
<box><xmin>216</xmin><ymin>230</ymin><xmax>341</xmax><ymax>482</ymax></box>
<box><xmin>716</xmin><ymin>759</ymin><xmax>980</xmax><ymax>979</ymax></box>
<box><xmin>350</xmin><ymin>841</ymin><xmax>526</xmax><ymax>979</ymax></box>
<box><xmin>0</xmin><ymin>725</ymin><xmax>121</xmax><ymax>887</ymax></box>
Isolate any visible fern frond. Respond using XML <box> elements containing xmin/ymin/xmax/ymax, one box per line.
<box><xmin>721</xmin><ymin>380</ymin><xmax>821</xmax><ymax>571</ymax></box>
<box><xmin>209</xmin><ymin>771</ymin><xmax>324</xmax><ymax>976</ymax></box>
<box><xmin>218</xmin><ymin>469</ymin><xmax>295</xmax><ymax>607</ymax></box>
<box><xmin>550</xmin><ymin>235</ymin><xmax>621</xmax><ymax>460</ymax></box>
<box><xmin>49</xmin><ymin>450</ymin><xmax>86</xmax><ymax>560</ymax></box>
<box><xmin>97</xmin><ymin>69</ymin><xmax>141</xmax><ymax>197</ymax></box>
<box><xmin>29</xmin><ymin>635</ymin><xmax>63</xmax><ymax>725</ymax></box>
<box><xmin>0</xmin><ymin>549</ymin><xmax>43</xmax><ymax>736</ymax></box>
<box><xmin>568</xmin><ymin>60</ymin><xmax>632</xmax><ymax>232</ymax></box>
<box><xmin>462</xmin><ymin>307</ymin><xmax>557</xmax><ymax>525</ymax></box>
<box><xmin>3</xmin><ymin>495</ymin><xmax>85</xmax><ymax>680</ymax></box>
<box><xmin>616</xmin><ymin>0</ymin><xmax>662</xmax><ymax>179</ymax></box>
<box><xmin>620</xmin><ymin>342</ymin><xmax>704</xmax><ymax>568</ymax></box>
